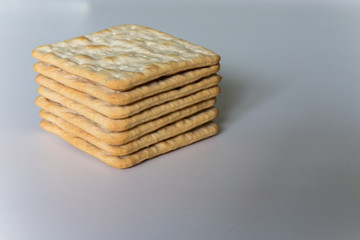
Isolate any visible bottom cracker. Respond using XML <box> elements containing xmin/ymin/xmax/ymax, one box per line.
<box><xmin>40</xmin><ymin>108</ymin><xmax>218</xmax><ymax>156</ymax></box>
<box><xmin>40</xmin><ymin>121</ymin><xmax>219</xmax><ymax>169</ymax></box>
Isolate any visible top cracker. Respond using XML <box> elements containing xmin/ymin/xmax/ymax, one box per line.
<box><xmin>32</xmin><ymin>24</ymin><xmax>220</xmax><ymax>91</ymax></box>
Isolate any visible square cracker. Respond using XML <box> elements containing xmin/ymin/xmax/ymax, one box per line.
<box><xmin>34</xmin><ymin>62</ymin><xmax>220</xmax><ymax>105</ymax></box>
<box><xmin>40</xmin><ymin>120</ymin><xmax>219</xmax><ymax>168</ymax></box>
<box><xmin>40</xmin><ymin>107</ymin><xmax>218</xmax><ymax>156</ymax></box>
<box><xmin>36</xmin><ymin>86</ymin><xmax>220</xmax><ymax>131</ymax></box>
<box><xmin>32</xmin><ymin>25</ymin><xmax>220</xmax><ymax>91</ymax></box>
<box><xmin>36</xmin><ymin>74</ymin><xmax>221</xmax><ymax>119</ymax></box>
<box><xmin>36</xmin><ymin>97</ymin><xmax>216</xmax><ymax>145</ymax></box>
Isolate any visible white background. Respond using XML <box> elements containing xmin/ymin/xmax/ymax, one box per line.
<box><xmin>1</xmin><ymin>0</ymin><xmax>360</xmax><ymax>239</ymax></box>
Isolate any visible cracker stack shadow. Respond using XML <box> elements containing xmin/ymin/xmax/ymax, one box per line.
<box><xmin>32</xmin><ymin>24</ymin><xmax>222</xmax><ymax>168</ymax></box>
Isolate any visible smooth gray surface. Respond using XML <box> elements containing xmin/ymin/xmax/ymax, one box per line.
<box><xmin>1</xmin><ymin>0</ymin><xmax>360</xmax><ymax>239</ymax></box>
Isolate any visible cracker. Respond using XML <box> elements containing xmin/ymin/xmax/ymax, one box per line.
<box><xmin>34</xmin><ymin>62</ymin><xmax>220</xmax><ymax>105</ymax></box>
<box><xmin>36</xmin><ymin>97</ymin><xmax>216</xmax><ymax>145</ymax></box>
<box><xmin>40</xmin><ymin>108</ymin><xmax>218</xmax><ymax>156</ymax></box>
<box><xmin>40</xmin><ymin>120</ymin><xmax>219</xmax><ymax>168</ymax></box>
<box><xmin>32</xmin><ymin>24</ymin><xmax>220</xmax><ymax>91</ymax></box>
<box><xmin>36</xmin><ymin>74</ymin><xmax>221</xmax><ymax>119</ymax></box>
<box><xmin>36</xmin><ymin>86</ymin><xmax>220</xmax><ymax>131</ymax></box>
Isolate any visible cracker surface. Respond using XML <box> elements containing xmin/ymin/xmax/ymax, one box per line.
<box><xmin>32</xmin><ymin>25</ymin><xmax>220</xmax><ymax>90</ymax></box>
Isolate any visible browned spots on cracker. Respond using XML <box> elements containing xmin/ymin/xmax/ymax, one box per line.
<box><xmin>103</xmin><ymin>56</ymin><xmax>117</xmax><ymax>62</ymax></box>
<box><xmin>96</xmin><ymin>29</ymin><xmax>113</xmax><ymax>35</ymax></box>
<box><xmin>161</xmin><ymin>41</ymin><xmax>173</xmax><ymax>47</ymax></box>
<box><xmin>72</xmin><ymin>36</ymin><xmax>91</xmax><ymax>44</ymax></box>
<box><xmin>145</xmin><ymin>63</ymin><xmax>161</xmax><ymax>71</ymax></box>
<box><xmin>86</xmin><ymin>45</ymin><xmax>110</xmax><ymax>50</ymax></box>
<box><xmin>74</xmin><ymin>54</ymin><xmax>93</xmax><ymax>62</ymax></box>
<box><xmin>166</xmin><ymin>53</ymin><xmax>180</xmax><ymax>58</ymax></box>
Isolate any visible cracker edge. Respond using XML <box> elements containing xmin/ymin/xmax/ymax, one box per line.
<box><xmin>37</xmin><ymin>86</ymin><xmax>220</xmax><ymax>131</ymax></box>
<box><xmin>35</xmin><ymin>97</ymin><xmax>216</xmax><ymax>145</ymax></box>
<box><xmin>40</xmin><ymin>107</ymin><xmax>218</xmax><ymax>156</ymax></box>
<box><xmin>36</xmin><ymin>74</ymin><xmax>221</xmax><ymax>119</ymax></box>
<box><xmin>33</xmin><ymin>62</ymin><xmax>220</xmax><ymax>105</ymax></box>
<box><xmin>40</xmin><ymin>120</ymin><xmax>219</xmax><ymax>168</ymax></box>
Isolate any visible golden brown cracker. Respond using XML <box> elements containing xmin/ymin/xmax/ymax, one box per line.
<box><xmin>40</xmin><ymin>108</ymin><xmax>218</xmax><ymax>156</ymax></box>
<box><xmin>32</xmin><ymin>25</ymin><xmax>220</xmax><ymax>91</ymax></box>
<box><xmin>35</xmin><ymin>97</ymin><xmax>216</xmax><ymax>145</ymax></box>
<box><xmin>37</xmin><ymin>86</ymin><xmax>220</xmax><ymax>131</ymax></box>
<box><xmin>34</xmin><ymin>62</ymin><xmax>220</xmax><ymax>105</ymax></box>
<box><xmin>36</xmin><ymin>74</ymin><xmax>221</xmax><ymax>119</ymax></box>
<box><xmin>40</xmin><ymin>120</ymin><xmax>219</xmax><ymax>168</ymax></box>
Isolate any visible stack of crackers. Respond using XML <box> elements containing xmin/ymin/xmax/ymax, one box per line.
<box><xmin>32</xmin><ymin>25</ymin><xmax>221</xmax><ymax>168</ymax></box>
